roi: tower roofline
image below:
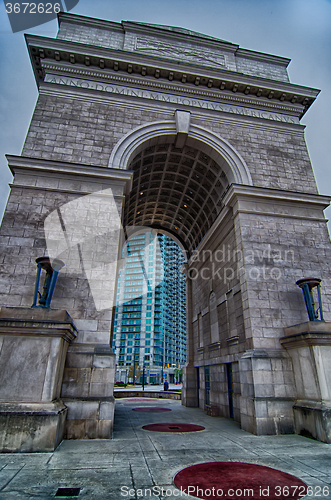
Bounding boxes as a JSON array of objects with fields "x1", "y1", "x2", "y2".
[{"x1": 57, "y1": 12, "x2": 291, "y2": 68}]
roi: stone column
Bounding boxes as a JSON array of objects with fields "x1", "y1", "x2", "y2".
[
  {"x1": 1, "y1": 156, "x2": 133, "y2": 440},
  {"x1": 223, "y1": 185, "x2": 331, "y2": 435},
  {"x1": 280, "y1": 321, "x2": 331, "y2": 443}
]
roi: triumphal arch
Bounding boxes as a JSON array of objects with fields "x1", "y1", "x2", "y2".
[{"x1": 1, "y1": 13, "x2": 331, "y2": 451}]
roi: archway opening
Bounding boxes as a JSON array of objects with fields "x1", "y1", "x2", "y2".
[
  {"x1": 112, "y1": 135, "x2": 234, "y2": 391},
  {"x1": 113, "y1": 229, "x2": 187, "y2": 387}
]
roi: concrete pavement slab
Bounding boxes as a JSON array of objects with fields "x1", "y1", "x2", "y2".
[{"x1": 0, "y1": 398, "x2": 330, "y2": 499}]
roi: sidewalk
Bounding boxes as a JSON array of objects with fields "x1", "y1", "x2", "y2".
[
  {"x1": 114, "y1": 383, "x2": 182, "y2": 392},
  {"x1": 0, "y1": 398, "x2": 330, "y2": 499}
]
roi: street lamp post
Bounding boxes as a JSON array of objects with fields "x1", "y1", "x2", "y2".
[{"x1": 296, "y1": 277, "x2": 324, "y2": 321}]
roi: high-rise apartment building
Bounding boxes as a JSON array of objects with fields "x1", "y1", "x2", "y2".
[
  {"x1": 113, "y1": 232, "x2": 186, "y2": 384},
  {"x1": 159, "y1": 237, "x2": 187, "y2": 371}
]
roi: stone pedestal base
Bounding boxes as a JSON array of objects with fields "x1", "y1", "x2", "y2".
[
  {"x1": 293, "y1": 402, "x2": 331, "y2": 443},
  {"x1": 280, "y1": 321, "x2": 331, "y2": 443},
  {"x1": 64, "y1": 398, "x2": 115, "y2": 439},
  {"x1": 0, "y1": 401, "x2": 67, "y2": 452},
  {"x1": 239, "y1": 349, "x2": 296, "y2": 435},
  {"x1": 0, "y1": 306, "x2": 77, "y2": 452},
  {"x1": 182, "y1": 364, "x2": 198, "y2": 407},
  {"x1": 61, "y1": 344, "x2": 116, "y2": 438}
]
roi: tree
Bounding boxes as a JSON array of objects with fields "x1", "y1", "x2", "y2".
[
  {"x1": 128, "y1": 364, "x2": 142, "y2": 384},
  {"x1": 174, "y1": 368, "x2": 183, "y2": 384}
]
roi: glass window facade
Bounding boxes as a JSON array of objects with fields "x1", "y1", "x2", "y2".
[{"x1": 113, "y1": 232, "x2": 186, "y2": 383}]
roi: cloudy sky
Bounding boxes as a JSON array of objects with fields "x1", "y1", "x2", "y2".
[{"x1": 0, "y1": 0, "x2": 330, "y2": 227}]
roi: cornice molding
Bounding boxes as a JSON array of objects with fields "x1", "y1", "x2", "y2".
[
  {"x1": 280, "y1": 324, "x2": 331, "y2": 349},
  {"x1": 223, "y1": 184, "x2": 331, "y2": 209},
  {"x1": 283, "y1": 321, "x2": 331, "y2": 336},
  {"x1": 6, "y1": 155, "x2": 134, "y2": 194},
  {"x1": 0, "y1": 321, "x2": 78, "y2": 343},
  {"x1": 25, "y1": 34, "x2": 319, "y2": 118}
]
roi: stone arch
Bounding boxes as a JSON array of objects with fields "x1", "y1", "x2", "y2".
[
  {"x1": 121, "y1": 225, "x2": 188, "y2": 262},
  {"x1": 122, "y1": 141, "x2": 230, "y2": 255},
  {"x1": 108, "y1": 118, "x2": 252, "y2": 186}
]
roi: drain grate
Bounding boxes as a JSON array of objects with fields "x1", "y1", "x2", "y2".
[{"x1": 55, "y1": 487, "x2": 81, "y2": 497}]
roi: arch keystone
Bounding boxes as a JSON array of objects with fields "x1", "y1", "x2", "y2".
[{"x1": 175, "y1": 110, "x2": 191, "y2": 148}]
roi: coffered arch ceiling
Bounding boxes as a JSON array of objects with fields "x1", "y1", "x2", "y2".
[{"x1": 123, "y1": 140, "x2": 230, "y2": 255}]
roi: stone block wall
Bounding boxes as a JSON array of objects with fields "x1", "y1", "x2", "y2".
[
  {"x1": 0, "y1": 160, "x2": 129, "y2": 345},
  {"x1": 57, "y1": 20, "x2": 125, "y2": 50},
  {"x1": 62, "y1": 344, "x2": 115, "y2": 439},
  {"x1": 21, "y1": 94, "x2": 172, "y2": 167},
  {"x1": 198, "y1": 367, "x2": 205, "y2": 410},
  {"x1": 187, "y1": 183, "x2": 331, "y2": 431},
  {"x1": 230, "y1": 193, "x2": 331, "y2": 350},
  {"x1": 235, "y1": 55, "x2": 289, "y2": 82},
  {"x1": 64, "y1": 399, "x2": 114, "y2": 440},
  {"x1": 21, "y1": 92, "x2": 318, "y2": 197},
  {"x1": 201, "y1": 117, "x2": 318, "y2": 195},
  {"x1": 198, "y1": 362, "x2": 241, "y2": 423},
  {"x1": 190, "y1": 209, "x2": 246, "y2": 365},
  {"x1": 0, "y1": 183, "x2": 83, "y2": 310},
  {"x1": 61, "y1": 344, "x2": 115, "y2": 399}
]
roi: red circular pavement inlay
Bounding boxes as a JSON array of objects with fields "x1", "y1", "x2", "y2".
[
  {"x1": 132, "y1": 407, "x2": 172, "y2": 412},
  {"x1": 174, "y1": 462, "x2": 307, "y2": 500},
  {"x1": 142, "y1": 423, "x2": 205, "y2": 432}
]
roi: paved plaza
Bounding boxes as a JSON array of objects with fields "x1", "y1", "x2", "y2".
[{"x1": 0, "y1": 397, "x2": 330, "y2": 499}]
